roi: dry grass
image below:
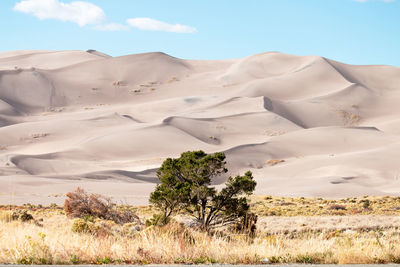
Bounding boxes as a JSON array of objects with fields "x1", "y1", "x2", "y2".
[
  {"x1": 337, "y1": 109, "x2": 361, "y2": 126},
  {"x1": 250, "y1": 195, "x2": 400, "y2": 216},
  {"x1": 258, "y1": 215, "x2": 400, "y2": 235},
  {"x1": 168, "y1": 76, "x2": 180, "y2": 83},
  {"x1": 1, "y1": 196, "x2": 400, "y2": 264},
  {"x1": 1, "y1": 210, "x2": 400, "y2": 264}
]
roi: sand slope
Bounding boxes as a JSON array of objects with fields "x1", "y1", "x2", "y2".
[{"x1": 0, "y1": 50, "x2": 400, "y2": 204}]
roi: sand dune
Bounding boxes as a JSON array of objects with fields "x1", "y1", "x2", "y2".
[
  {"x1": 0, "y1": 50, "x2": 399, "y2": 204},
  {"x1": 0, "y1": 50, "x2": 106, "y2": 70}
]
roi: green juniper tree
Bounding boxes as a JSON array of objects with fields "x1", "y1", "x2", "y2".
[{"x1": 149, "y1": 150, "x2": 256, "y2": 231}]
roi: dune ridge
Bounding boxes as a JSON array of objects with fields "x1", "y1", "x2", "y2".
[{"x1": 0, "y1": 49, "x2": 399, "y2": 204}]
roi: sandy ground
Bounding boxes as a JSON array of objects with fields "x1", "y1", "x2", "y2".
[{"x1": 0, "y1": 50, "x2": 400, "y2": 204}]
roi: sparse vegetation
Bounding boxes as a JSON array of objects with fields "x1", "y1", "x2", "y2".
[
  {"x1": 337, "y1": 109, "x2": 361, "y2": 126},
  {"x1": 2, "y1": 157, "x2": 400, "y2": 264},
  {"x1": 32, "y1": 133, "x2": 49, "y2": 139},
  {"x1": 168, "y1": 76, "x2": 180, "y2": 83},
  {"x1": 267, "y1": 159, "x2": 285, "y2": 166},
  {"x1": 2, "y1": 201, "x2": 400, "y2": 264},
  {"x1": 249, "y1": 195, "x2": 400, "y2": 216},
  {"x1": 208, "y1": 135, "x2": 218, "y2": 141},
  {"x1": 112, "y1": 80, "x2": 124, "y2": 86}
]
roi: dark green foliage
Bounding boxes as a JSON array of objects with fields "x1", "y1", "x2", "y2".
[
  {"x1": 70, "y1": 255, "x2": 80, "y2": 264},
  {"x1": 361, "y1": 199, "x2": 371, "y2": 209},
  {"x1": 11, "y1": 210, "x2": 34, "y2": 222},
  {"x1": 145, "y1": 213, "x2": 171, "y2": 227},
  {"x1": 149, "y1": 150, "x2": 256, "y2": 231}
]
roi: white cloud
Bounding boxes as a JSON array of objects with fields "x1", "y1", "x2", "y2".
[
  {"x1": 95, "y1": 23, "x2": 129, "y2": 31},
  {"x1": 14, "y1": 0, "x2": 106, "y2": 26},
  {"x1": 127, "y1": 17, "x2": 197, "y2": 33},
  {"x1": 14, "y1": 0, "x2": 197, "y2": 33}
]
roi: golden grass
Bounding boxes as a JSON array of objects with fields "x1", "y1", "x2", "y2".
[
  {"x1": 337, "y1": 109, "x2": 361, "y2": 126},
  {"x1": 1, "y1": 196, "x2": 400, "y2": 264},
  {"x1": 250, "y1": 195, "x2": 400, "y2": 216},
  {"x1": 1, "y1": 212, "x2": 400, "y2": 264}
]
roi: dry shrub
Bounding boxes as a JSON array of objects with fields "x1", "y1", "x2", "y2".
[
  {"x1": 70, "y1": 218, "x2": 111, "y2": 236},
  {"x1": 64, "y1": 188, "x2": 141, "y2": 225},
  {"x1": 64, "y1": 188, "x2": 91, "y2": 218},
  {"x1": 267, "y1": 159, "x2": 285, "y2": 166},
  {"x1": 328, "y1": 204, "x2": 347, "y2": 211}
]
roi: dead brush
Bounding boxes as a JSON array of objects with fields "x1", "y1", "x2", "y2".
[{"x1": 64, "y1": 188, "x2": 141, "y2": 225}]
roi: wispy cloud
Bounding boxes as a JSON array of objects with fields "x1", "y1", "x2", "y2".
[
  {"x1": 127, "y1": 18, "x2": 197, "y2": 33},
  {"x1": 94, "y1": 23, "x2": 129, "y2": 31}
]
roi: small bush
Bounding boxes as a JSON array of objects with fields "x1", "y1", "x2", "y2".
[
  {"x1": 19, "y1": 210, "x2": 34, "y2": 222},
  {"x1": 361, "y1": 199, "x2": 371, "y2": 209},
  {"x1": 71, "y1": 218, "x2": 94, "y2": 233},
  {"x1": 96, "y1": 257, "x2": 113, "y2": 264},
  {"x1": 71, "y1": 218, "x2": 107, "y2": 235},
  {"x1": 70, "y1": 254, "x2": 80, "y2": 264},
  {"x1": 328, "y1": 204, "x2": 346, "y2": 211}
]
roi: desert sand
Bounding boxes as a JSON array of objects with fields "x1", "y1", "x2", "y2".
[{"x1": 0, "y1": 50, "x2": 400, "y2": 204}]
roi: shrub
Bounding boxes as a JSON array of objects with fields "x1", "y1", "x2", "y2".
[
  {"x1": 328, "y1": 204, "x2": 346, "y2": 211},
  {"x1": 145, "y1": 213, "x2": 171, "y2": 227},
  {"x1": 19, "y1": 210, "x2": 34, "y2": 222},
  {"x1": 361, "y1": 199, "x2": 371, "y2": 209},
  {"x1": 64, "y1": 188, "x2": 92, "y2": 218},
  {"x1": 71, "y1": 218, "x2": 101, "y2": 234},
  {"x1": 64, "y1": 188, "x2": 141, "y2": 225}
]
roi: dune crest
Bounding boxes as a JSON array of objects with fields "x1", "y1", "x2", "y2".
[{"x1": 0, "y1": 50, "x2": 400, "y2": 204}]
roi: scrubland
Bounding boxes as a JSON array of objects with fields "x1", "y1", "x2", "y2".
[{"x1": 1, "y1": 195, "x2": 400, "y2": 264}]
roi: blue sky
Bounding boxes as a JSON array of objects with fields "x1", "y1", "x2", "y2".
[{"x1": 1, "y1": 0, "x2": 399, "y2": 66}]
